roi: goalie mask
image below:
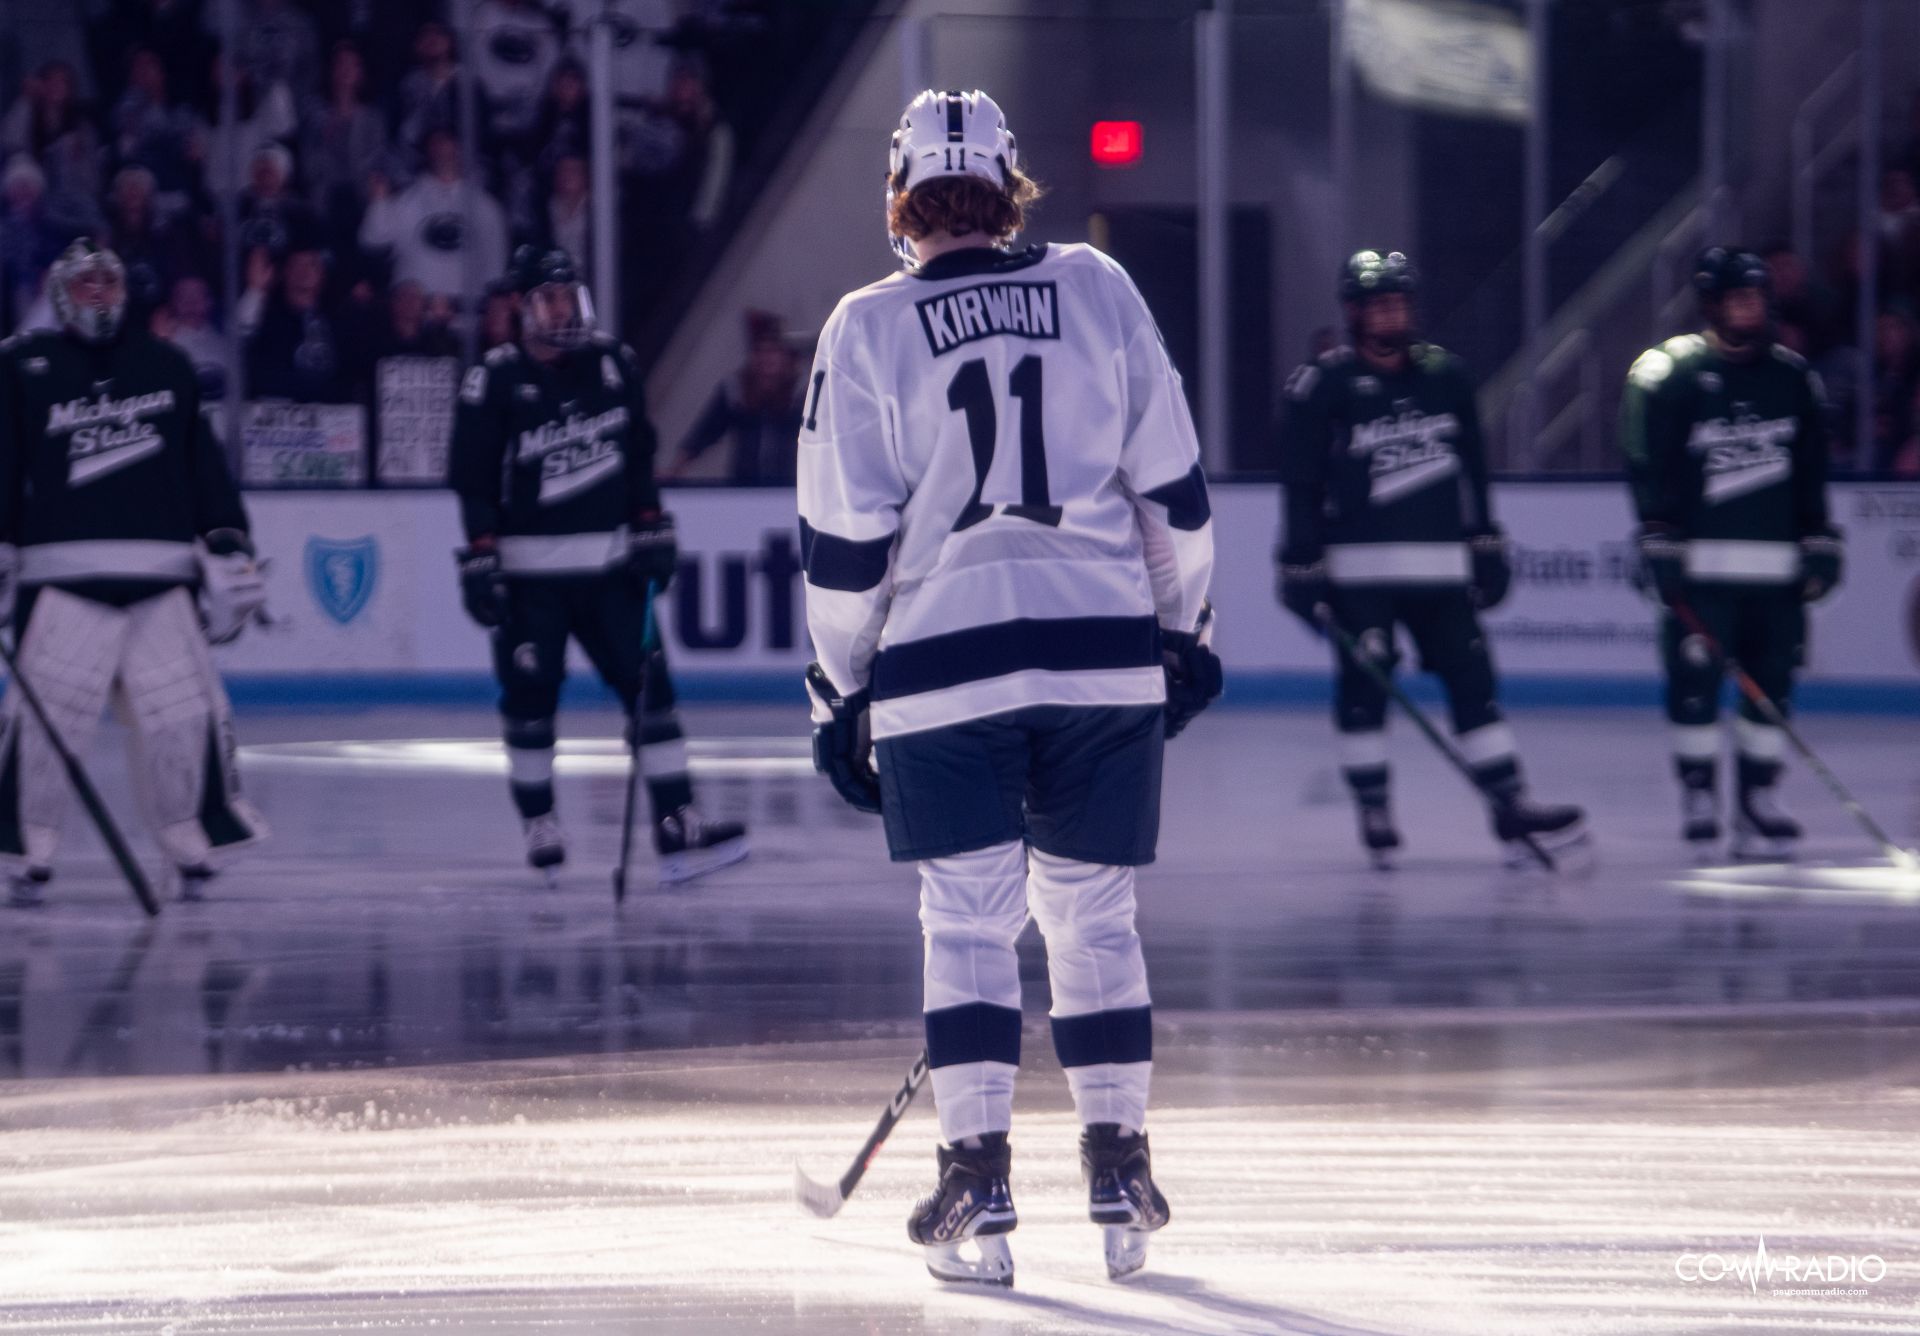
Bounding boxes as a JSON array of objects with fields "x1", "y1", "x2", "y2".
[
  {"x1": 886, "y1": 89, "x2": 1018, "y2": 266},
  {"x1": 510, "y1": 245, "x2": 595, "y2": 351},
  {"x1": 49, "y1": 240, "x2": 128, "y2": 345}
]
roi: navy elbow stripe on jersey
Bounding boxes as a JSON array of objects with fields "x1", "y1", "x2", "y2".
[
  {"x1": 1142, "y1": 465, "x2": 1212, "y2": 531},
  {"x1": 925, "y1": 1001, "x2": 1023, "y2": 1068},
  {"x1": 1051, "y1": 1006, "x2": 1153, "y2": 1068},
  {"x1": 798, "y1": 517, "x2": 893, "y2": 592},
  {"x1": 871, "y1": 615, "x2": 1161, "y2": 701}
]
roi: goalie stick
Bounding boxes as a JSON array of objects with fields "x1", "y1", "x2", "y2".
[
  {"x1": 794, "y1": 1049, "x2": 930, "y2": 1218},
  {"x1": 1317, "y1": 609, "x2": 1556, "y2": 871},
  {"x1": 0, "y1": 635, "x2": 160, "y2": 916},
  {"x1": 1671, "y1": 600, "x2": 1918, "y2": 871}
]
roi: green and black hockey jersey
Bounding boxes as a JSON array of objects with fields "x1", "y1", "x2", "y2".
[
  {"x1": 1618, "y1": 334, "x2": 1830, "y2": 586},
  {"x1": 1277, "y1": 342, "x2": 1492, "y2": 586}
]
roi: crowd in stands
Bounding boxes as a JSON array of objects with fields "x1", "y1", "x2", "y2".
[{"x1": 0, "y1": 0, "x2": 757, "y2": 424}]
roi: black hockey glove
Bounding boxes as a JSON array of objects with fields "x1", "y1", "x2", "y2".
[
  {"x1": 1162, "y1": 604, "x2": 1224, "y2": 740},
  {"x1": 624, "y1": 511, "x2": 679, "y2": 593},
  {"x1": 1633, "y1": 523, "x2": 1688, "y2": 609},
  {"x1": 456, "y1": 541, "x2": 510, "y2": 629},
  {"x1": 1276, "y1": 549, "x2": 1331, "y2": 633},
  {"x1": 1467, "y1": 528, "x2": 1512, "y2": 610},
  {"x1": 805, "y1": 662, "x2": 882, "y2": 814},
  {"x1": 1799, "y1": 528, "x2": 1844, "y2": 603}
]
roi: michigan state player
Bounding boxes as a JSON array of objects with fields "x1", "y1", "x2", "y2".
[
  {"x1": 800, "y1": 90, "x2": 1220, "y2": 1286},
  {"x1": 1620, "y1": 247, "x2": 1840, "y2": 859},
  {"x1": 450, "y1": 246, "x2": 746, "y2": 885},
  {"x1": 1276, "y1": 250, "x2": 1586, "y2": 868},
  {"x1": 0, "y1": 240, "x2": 268, "y2": 905}
]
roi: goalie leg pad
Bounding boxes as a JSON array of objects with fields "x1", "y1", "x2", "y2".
[
  {"x1": 113, "y1": 589, "x2": 267, "y2": 868},
  {"x1": 0, "y1": 588, "x2": 128, "y2": 868}
]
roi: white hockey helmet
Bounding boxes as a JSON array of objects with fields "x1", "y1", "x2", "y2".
[
  {"x1": 886, "y1": 89, "x2": 1018, "y2": 263},
  {"x1": 48, "y1": 239, "x2": 128, "y2": 344}
]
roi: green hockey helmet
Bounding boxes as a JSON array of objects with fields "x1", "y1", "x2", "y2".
[
  {"x1": 508, "y1": 245, "x2": 595, "y2": 350},
  {"x1": 1338, "y1": 249, "x2": 1417, "y2": 304},
  {"x1": 1691, "y1": 246, "x2": 1770, "y2": 299}
]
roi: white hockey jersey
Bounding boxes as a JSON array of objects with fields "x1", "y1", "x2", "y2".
[{"x1": 799, "y1": 242, "x2": 1214, "y2": 739}]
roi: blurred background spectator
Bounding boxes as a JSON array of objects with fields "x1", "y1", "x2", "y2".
[
  {"x1": 667, "y1": 309, "x2": 803, "y2": 485},
  {"x1": 359, "y1": 127, "x2": 507, "y2": 305},
  {"x1": 302, "y1": 41, "x2": 388, "y2": 256}
]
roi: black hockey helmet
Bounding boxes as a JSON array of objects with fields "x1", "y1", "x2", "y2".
[
  {"x1": 508, "y1": 245, "x2": 594, "y2": 350},
  {"x1": 1691, "y1": 246, "x2": 1770, "y2": 299},
  {"x1": 1339, "y1": 249, "x2": 1417, "y2": 304}
]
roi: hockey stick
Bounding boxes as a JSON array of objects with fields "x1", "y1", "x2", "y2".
[
  {"x1": 1670, "y1": 600, "x2": 1918, "y2": 871},
  {"x1": 1316, "y1": 609, "x2": 1556, "y2": 871},
  {"x1": 612, "y1": 582, "x2": 661, "y2": 904},
  {"x1": 794, "y1": 1048, "x2": 930, "y2": 1218},
  {"x1": 0, "y1": 635, "x2": 160, "y2": 916}
]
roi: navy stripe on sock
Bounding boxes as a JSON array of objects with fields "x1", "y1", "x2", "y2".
[
  {"x1": 1050, "y1": 1006, "x2": 1152, "y2": 1068},
  {"x1": 925, "y1": 1001, "x2": 1023, "y2": 1068}
]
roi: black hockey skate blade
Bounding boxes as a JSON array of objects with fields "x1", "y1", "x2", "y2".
[{"x1": 793, "y1": 1163, "x2": 845, "y2": 1219}]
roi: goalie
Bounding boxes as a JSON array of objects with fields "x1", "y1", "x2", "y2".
[{"x1": 0, "y1": 240, "x2": 268, "y2": 906}]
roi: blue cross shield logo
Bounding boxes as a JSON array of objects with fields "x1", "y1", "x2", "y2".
[{"x1": 305, "y1": 536, "x2": 379, "y2": 625}]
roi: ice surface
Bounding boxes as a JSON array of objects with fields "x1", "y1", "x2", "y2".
[{"x1": 1, "y1": 703, "x2": 1917, "y2": 1333}]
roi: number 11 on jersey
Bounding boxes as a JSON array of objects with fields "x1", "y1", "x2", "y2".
[{"x1": 949, "y1": 355, "x2": 1062, "y2": 532}]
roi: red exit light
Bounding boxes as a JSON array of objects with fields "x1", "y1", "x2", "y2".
[{"x1": 1091, "y1": 121, "x2": 1142, "y2": 167}]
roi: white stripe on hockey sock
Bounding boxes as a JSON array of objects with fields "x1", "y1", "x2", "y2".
[
  {"x1": 1063, "y1": 1061, "x2": 1151, "y2": 1134},
  {"x1": 507, "y1": 746, "x2": 555, "y2": 786},
  {"x1": 930, "y1": 1061, "x2": 1019, "y2": 1145},
  {"x1": 1339, "y1": 729, "x2": 1388, "y2": 771},
  {"x1": 1734, "y1": 716, "x2": 1786, "y2": 762},
  {"x1": 1671, "y1": 723, "x2": 1721, "y2": 761},
  {"x1": 1455, "y1": 721, "x2": 1517, "y2": 768},
  {"x1": 638, "y1": 737, "x2": 690, "y2": 779}
]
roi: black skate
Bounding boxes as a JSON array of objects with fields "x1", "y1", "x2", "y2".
[
  {"x1": 655, "y1": 806, "x2": 748, "y2": 885},
  {"x1": 1356, "y1": 802, "x2": 1401, "y2": 870},
  {"x1": 1082, "y1": 1124, "x2": 1170, "y2": 1279},
  {"x1": 7, "y1": 865, "x2": 50, "y2": 909},
  {"x1": 177, "y1": 864, "x2": 216, "y2": 903},
  {"x1": 906, "y1": 1135, "x2": 1017, "y2": 1287},
  {"x1": 1732, "y1": 786, "x2": 1799, "y2": 861},
  {"x1": 522, "y1": 814, "x2": 566, "y2": 885},
  {"x1": 1681, "y1": 787, "x2": 1720, "y2": 850},
  {"x1": 1493, "y1": 798, "x2": 1590, "y2": 871}
]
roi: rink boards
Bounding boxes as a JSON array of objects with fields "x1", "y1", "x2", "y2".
[{"x1": 164, "y1": 482, "x2": 1920, "y2": 704}]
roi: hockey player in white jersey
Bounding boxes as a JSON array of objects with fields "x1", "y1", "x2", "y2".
[
  {"x1": 0, "y1": 241, "x2": 268, "y2": 905},
  {"x1": 800, "y1": 90, "x2": 1220, "y2": 1287}
]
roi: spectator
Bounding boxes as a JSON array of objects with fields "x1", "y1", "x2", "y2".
[
  {"x1": 529, "y1": 59, "x2": 591, "y2": 185},
  {"x1": 0, "y1": 155, "x2": 95, "y2": 331},
  {"x1": 151, "y1": 272, "x2": 229, "y2": 395},
  {"x1": 560, "y1": 0, "x2": 675, "y2": 106},
  {"x1": 542, "y1": 155, "x2": 592, "y2": 281},
  {"x1": 375, "y1": 278, "x2": 457, "y2": 359},
  {"x1": 237, "y1": 142, "x2": 316, "y2": 259},
  {"x1": 1761, "y1": 241, "x2": 1843, "y2": 361},
  {"x1": 302, "y1": 41, "x2": 388, "y2": 246},
  {"x1": 668, "y1": 310, "x2": 803, "y2": 485},
  {"x1": 658, "y1": 58, "x2": 734, "y2": 233},
  {"x1": 1879, "y1": 166, "x2": 1920, "y2": 301},
  {"x1": 199, "y1": 56, "x2": 299, "y2": 196},
  {"x1": 91, "y1": 0, "x2": 217, "y2": 113},
  {"x1": 391, "y1": 20, "x2": 462, "y2": 167},
  {"x1": 104, "y1": 165, "x2": 198, "y2": 285},
  {"x1": 244, "y1": 227, "x2": 369, "y2": 404},
  {"x1": 1, "y1": 61, "x2": 103, "y2": 219},
  {"x1": 1871, "y1": 307, "x2": 1918, "y2": 473},
  {"x1": 358, "y1": 128, "x2": 508, "y2": 304},
  {"x1": 111, "y1": 47, "x2": 201, "y2": 203},
  {"x1": 472, "y1": 0, "x2": 562, "y2": 145},
  {"x1": 233, "y1": 0, "x2": 321, "y2": 106},
  {"x1": 479, "y1": 279, "x2": 518, "y2": 349}
]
